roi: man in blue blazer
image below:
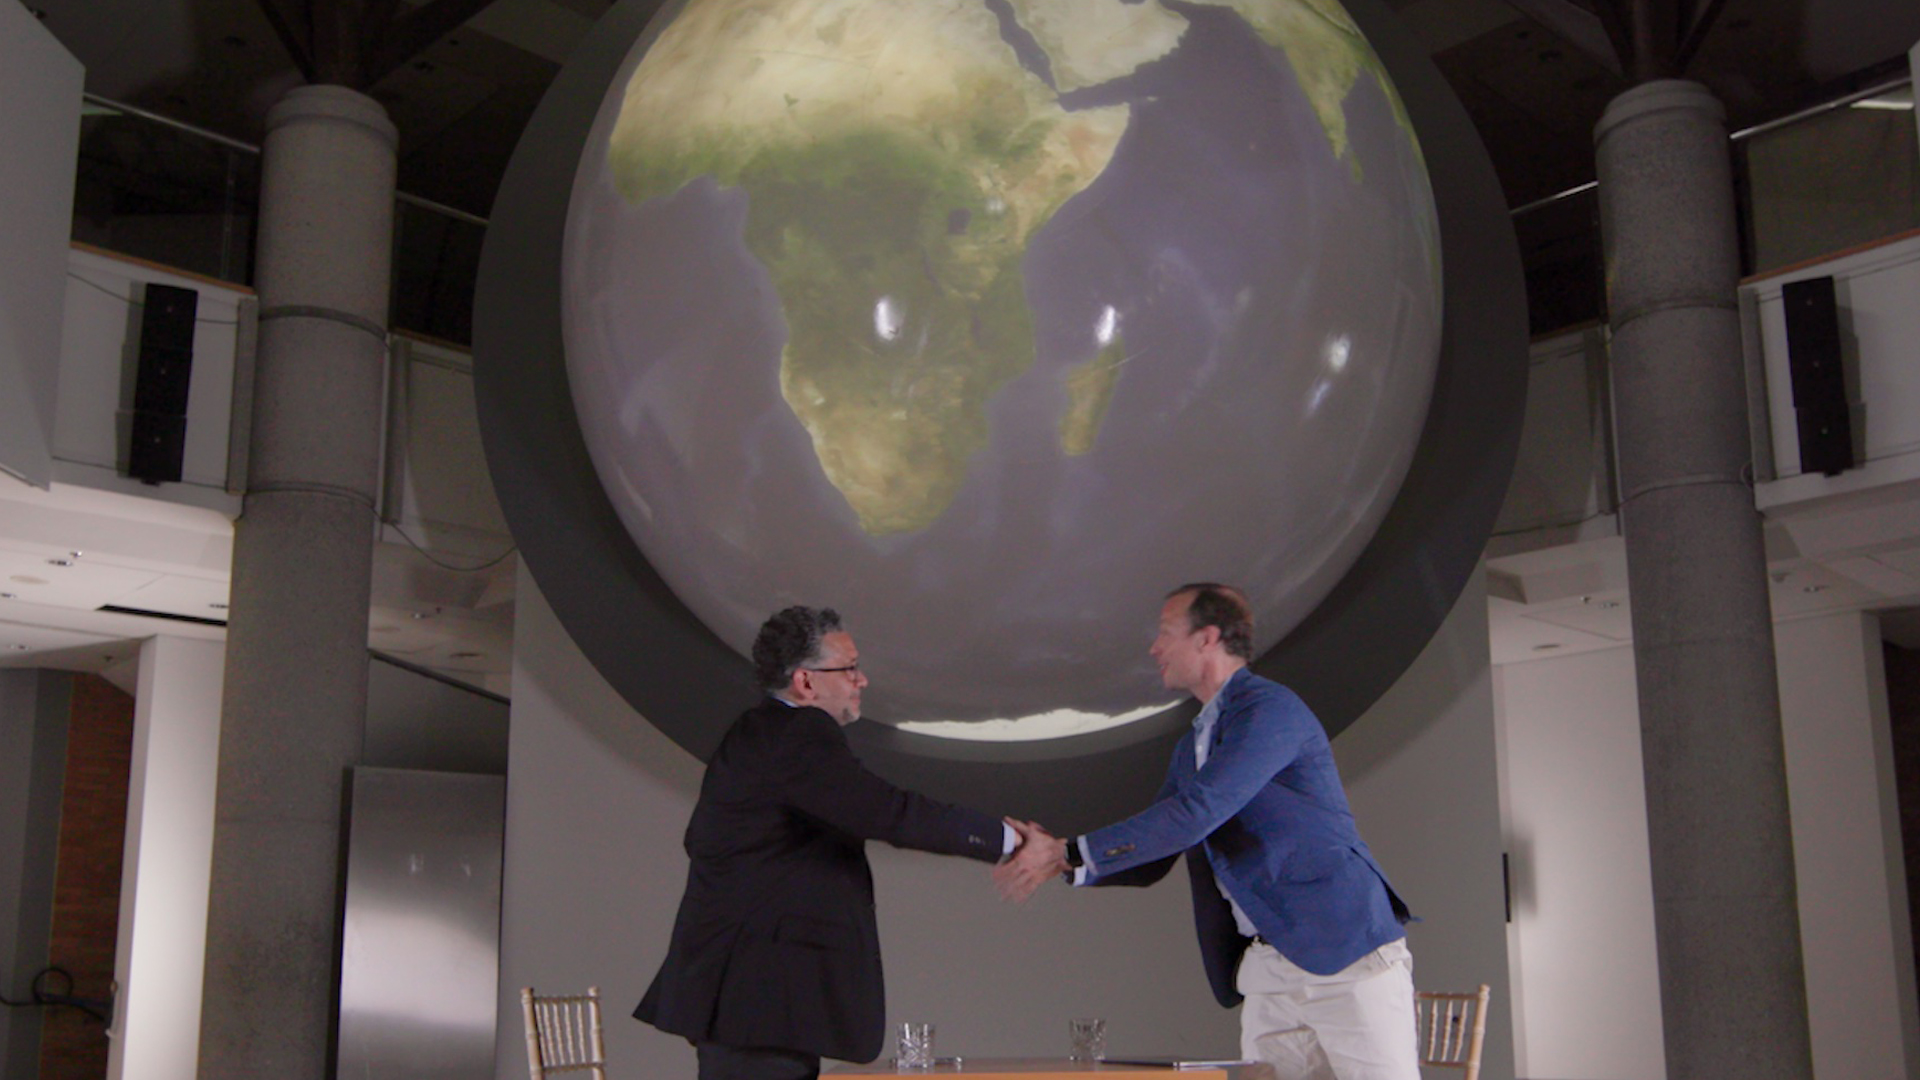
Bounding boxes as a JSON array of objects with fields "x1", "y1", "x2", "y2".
[
  {"x1": 639, "y1": 606, "x2": 1014, "y2": 1080},
  {"x1": 1000, "y1": 583, "x2": 1416, "y2": 1080}
]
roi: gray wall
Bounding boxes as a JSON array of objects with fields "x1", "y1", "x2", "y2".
[
  {"x1": 496, "y1": 562, "x2": 1510, "y2": 1077},
  {"x1": 1337, "y1": 568, "x2": 1515, "y2": 1080},
  {"x1": 365, "y1": 654, "x2": 509, "y2": 776},
  {"x1": 0, "y1": 670, "x2": 71, "y2": 1080}
]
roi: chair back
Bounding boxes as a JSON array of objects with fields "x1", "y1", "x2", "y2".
[
  {"x1": 521, "y1": 985, "x2": 608, "y2": 1080},
  {"x1": 1415, "y1": 984, "x2": 1490, "y2": 1080}
]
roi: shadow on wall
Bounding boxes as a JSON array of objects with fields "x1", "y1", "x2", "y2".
[
  {"x1": 1331, "y1": 574, "x2": 1492, "y2": 790},
  {"x1": 514, "y1": 578, "x2": 712, "y2": 802}
]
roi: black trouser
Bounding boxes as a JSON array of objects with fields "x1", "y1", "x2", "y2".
[{"x1": 695, "y1": 1042, "x2": 820, "y2": 1080}]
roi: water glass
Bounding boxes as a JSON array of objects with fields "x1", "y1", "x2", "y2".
[
  {"x1": 1068, "y1": 1016, "x2": 1107, "y2": 1062},
  {"x1": 897, "y1": 1020, "x2": 936, "y2": 1070}
]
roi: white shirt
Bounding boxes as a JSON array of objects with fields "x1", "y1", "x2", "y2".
[{"x1": 1192, "y1": 693, "x2": 1261, "y2": 937}]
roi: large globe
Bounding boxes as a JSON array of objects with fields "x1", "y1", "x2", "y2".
[{"x1": 561, "y1": 0, "x2": 1441, "y2": 732}]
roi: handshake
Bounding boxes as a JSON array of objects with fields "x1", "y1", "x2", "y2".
[{"x1": 994, "y1": 818, "x2": 1073, "y2": 903}]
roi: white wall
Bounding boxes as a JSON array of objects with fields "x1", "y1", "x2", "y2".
[
  {"x1": 107, "y1": 636, "x2": 225, "y2": 1080},
  {"x1": 1338, "y1": 570, "x2": 1514, "y2": 1080},
  {"x1": 1776, "y1": 612, "x2": 1918, "y2": 1080},
  {"x1": 1495, "y1": 613, "x2": 1920, "y2": 1080},
  {"x1": 1749, "y1": 232, "x2": 1920, "y2": 492},
  {"x1": 496, "y1": 565, "x2": 1517, "y2": 1076},
  {"x1": 1495, "y1": 645, "x2": 1665, "y2": 1080},
  {"x1": 0, "y1": 4, "x2": 83, "y2": 489},
  {"x1": 55, "y1": 248, "x2": 249, "y2": 514}
]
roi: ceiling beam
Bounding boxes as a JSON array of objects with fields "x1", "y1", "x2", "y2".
[
  {"x1": 1501, "y1": 0, "x2": 1626, "y2": 75},
  {"x1": 369, "y1": 0, "x2": 502, "y2": 85},
  {"x1": 1675, "y1": 0, "x2": 1731, "y2": 73},
  {"x1": 1505, "y1": 0, "x2": 1731, "y2": 84},
  {"x1": 253, "y1": 0, "x2": 318, "y2": 82},
  {"x1": 254, "y1": 0, "x2": 500, "y2": 89}
]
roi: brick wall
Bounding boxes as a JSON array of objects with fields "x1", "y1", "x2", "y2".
[{"x1": 38, "y1": 675, "x2": 133, "y2": 1080}]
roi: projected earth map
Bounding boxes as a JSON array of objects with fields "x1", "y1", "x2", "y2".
[{"x1": 561, "y1": 0, "x2": 1442, "y2": 733}]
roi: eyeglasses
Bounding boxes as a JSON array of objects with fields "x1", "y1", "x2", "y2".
[{"x1": 804, "y1": 663, "x2": 861, "y2": 677}]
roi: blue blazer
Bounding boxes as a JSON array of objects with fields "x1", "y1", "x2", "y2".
[{"x1": 1084, "y1": 668, "x2": 1410, "y2": 1005}]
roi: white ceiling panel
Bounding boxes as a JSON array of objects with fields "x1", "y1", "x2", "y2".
[
  {"x1": 0, "y1": 546, "x2": 163, "y2": 610},
  {"x1": 109, "y1": 573, "x2": 232, "y2": 621}
]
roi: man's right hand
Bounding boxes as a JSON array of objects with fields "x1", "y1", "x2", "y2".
[{"x1": 995, "y1": 818, "x2": 1069, "y2": 903}]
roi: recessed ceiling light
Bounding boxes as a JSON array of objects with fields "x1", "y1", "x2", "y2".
[
  {"x1": 5, "y1": 644, "x2": 28, "y2": 652},
  {"x1": 1802, "y1": 583, "x2": 1829, "y2": 594},
  {"x1": 1531, "y1": 643, "x2": 1563, "y2": 652},
  {"x1": 209, "y1": 602, "x2": 229, "y2": 610},
  {"x1": 0, "y1": 593, "x2": 14, "y2": 600},
  {"x1": 450, "y1": 651, "x2": 483, "y2": 660},
  {"x1": 410, "y1": 610, "x2": 434, "y2": 620},
  {"x1": 45, "y1": 558, "x2": 72, "y2": 567},
  {"x1": 68, "y1": 550, "x2": 83, "y2": 558}
]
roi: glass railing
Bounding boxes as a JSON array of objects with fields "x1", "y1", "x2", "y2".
[
  {"x1": 72, "y1": 94, "x2": 487, "y2": 345},
  {"x1": 73, "y1": 97, "x2": 260, "y2": 285},
  {"x1": 75, "y1": 75, "x2": 1919, "y2": 347},
  {"x1": 1515, "y1": 75, "x2": 1918, "y2": 337}
]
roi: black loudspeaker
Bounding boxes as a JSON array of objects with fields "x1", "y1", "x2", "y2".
[
  {"x1": 128, "y1": 284, "x2": 198, "y2": 484},
  {"x1": 1781, "y1": 275, "x2": 1853, "y2": 477}
]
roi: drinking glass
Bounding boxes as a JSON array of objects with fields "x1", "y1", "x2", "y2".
[
  {"x1": 1068, "y1": 1017, "x2": 1107, "y2": 1062},
  {"x1": 897, "y1": 1020, "x2": 935, "y2": 1070}
]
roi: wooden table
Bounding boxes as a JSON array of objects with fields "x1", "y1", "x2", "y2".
[{"x1": 830, "y1": 1058, "x2": 1275, "y2": 1079}]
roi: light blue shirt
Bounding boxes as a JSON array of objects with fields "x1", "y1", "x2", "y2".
[
  {"x1": 1070, "y1": 689, "x2": 1259, "y2": 938},
  {"x1": 1192, "y1": 693, "x2": 1261, "y2": 938}
]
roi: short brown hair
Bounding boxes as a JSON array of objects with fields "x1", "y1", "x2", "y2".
[{"x1": 1167, "y1": 583, "x2": 1253, "y2": 661}]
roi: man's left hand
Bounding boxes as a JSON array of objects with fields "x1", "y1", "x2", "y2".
[{"x1": 995, "y1": 818, "x2": 1068, "y2": 903}]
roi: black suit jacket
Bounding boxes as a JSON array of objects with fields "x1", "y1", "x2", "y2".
[{"x1": 635, "y1": 698, "x2": 1003, "y2": 1062}]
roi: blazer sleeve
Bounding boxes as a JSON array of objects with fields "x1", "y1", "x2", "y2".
[
  {"x1": 1081, "y1": 686, "x2": 1318, "y2": 880},
  {"x1": 769, "y1": 709, "x2": 1004, "y2": 863}
]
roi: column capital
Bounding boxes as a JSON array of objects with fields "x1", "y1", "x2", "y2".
[
  {"x1": 264, "y1": 84, "x2": 398, "y2": 150},
  {"x1": 1595, "y1": 79, "x2": 1725, "y2": 145}
]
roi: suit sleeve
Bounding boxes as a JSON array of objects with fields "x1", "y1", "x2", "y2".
[
  {"x1": 770, "y1": 710, "x2": 1004, "y2": 863},
  {"x1": 1084, "y1": 769, "x2": 1180, "y2": 888},
  {"x1": 1081, "y1": 687, "x2": 1317, "y2": 880}
]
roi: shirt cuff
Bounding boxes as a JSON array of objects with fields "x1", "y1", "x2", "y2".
[
  {"x1": 1001, "y1": 822, "x2": 1018, "y2": 857},
  {"x1": 1069, "y1": 836, "x2": 1094, "y2": 886}
]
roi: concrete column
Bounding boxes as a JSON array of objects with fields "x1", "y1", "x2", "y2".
[
  {"x1": 199, "y1": 85, "x2": 394, "y2": 1078},
  {"x1": 1595, "y1": 80, "x2": 1812, "y2": 1079},
  {"x1": 1910, "y1": 40, "x2": 1919, "y2": 147},
  {"x1": 108, "y1": 637, "x2": 225, "y2": 1080}
]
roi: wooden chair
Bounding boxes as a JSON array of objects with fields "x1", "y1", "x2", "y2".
[
  {"x1": 521, "y1": 986, "x2": 609, "y2": 1080},
  {"x1": 1415, "y1": 984, "x2": 1490, "y2": 1080}
]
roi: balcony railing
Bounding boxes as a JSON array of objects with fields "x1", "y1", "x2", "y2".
[
  {"x1": 73, "y1": 93, "x2": 486, "y2": 344},
  {"x1": 73, "y1": 73, "x2": 1920, "y2": 347},
  {"x1": 1514, "y1": 75, "x2": 1918, "y2": 337}
]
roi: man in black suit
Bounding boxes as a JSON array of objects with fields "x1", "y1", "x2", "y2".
[{"x1": 635, "y1": 605, "x2": 1015, "y2": 1080}]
